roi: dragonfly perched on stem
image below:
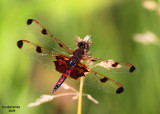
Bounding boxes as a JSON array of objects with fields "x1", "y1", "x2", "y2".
[{"x1": 17, "y1": 19, "x2": 136, "y2": 94}]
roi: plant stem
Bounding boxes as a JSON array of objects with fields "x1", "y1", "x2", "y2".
[{"x1": 77, "y1": 76, "x2": 84, "y2": 114}]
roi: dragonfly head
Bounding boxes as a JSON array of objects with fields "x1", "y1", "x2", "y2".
[
  {"x1": 75, "y1": 35, "x2": 92, "y2": 53},
  {"x1": 77, "y1": 41, "x2": 89, "y2": 50}
]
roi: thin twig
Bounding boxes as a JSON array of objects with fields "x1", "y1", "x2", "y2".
[{"x1": 77, "y1": 76, "x2": 84, "y2": 114}]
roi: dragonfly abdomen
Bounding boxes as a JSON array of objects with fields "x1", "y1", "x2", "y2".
[{"x1": 52, "y1": 66, "x2": 74, "y2": 93}]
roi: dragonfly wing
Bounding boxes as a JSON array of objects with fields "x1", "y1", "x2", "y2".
[
  {"x1": 83, "y1": 56, "x2": 135, "y2": 94},
  {"x1": 27, "y1": 19, "x2": 74, "y2": 55},
  {"x1": 84, "y1": 70, "x2": 124, "y2": 94},
  {"x1": 17, "y1": 40, "x2": 70, "y2": 73},
  {"x1": 84, "y1": 56, "x2": 136, "y2": 74}
]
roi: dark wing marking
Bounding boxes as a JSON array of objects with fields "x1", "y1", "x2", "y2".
[
  {"x1": 70, "y1": 62, "x2": 89, "y2": 79},
  {"x1": 27, "y1": 19, "x2": 74, "y2": 55},
  {"x1": 53, "y1": 55, "x2": 89, "y2": 79}
]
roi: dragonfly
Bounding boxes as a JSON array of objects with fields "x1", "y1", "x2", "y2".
[{"x1": 17, "y1": 19, "x2": 136, "y2": 94}]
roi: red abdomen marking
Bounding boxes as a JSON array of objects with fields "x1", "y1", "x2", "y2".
[{"x1": 52, "y1": 66, "x2": 74, "y2": 93}]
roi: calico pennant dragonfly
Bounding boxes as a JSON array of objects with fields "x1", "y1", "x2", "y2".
[{"x1": 17, "y1": 19, "x2": 136, "y2": 94}]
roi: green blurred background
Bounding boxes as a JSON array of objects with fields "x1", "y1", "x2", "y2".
[{"x1": 0, "y1": 0, "x2": 160, "y2": 114}]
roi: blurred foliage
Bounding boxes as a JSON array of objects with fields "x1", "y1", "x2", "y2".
[{"x1": 0, "y1": 0, "x2": 160, "y2": 114}]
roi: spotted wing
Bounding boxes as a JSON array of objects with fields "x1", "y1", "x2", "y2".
[
  {"x1": 84, "y1": 56, "x2": 136, "y2": 74},
  {"x1": 27, "y1": 19, "x2": 74, "y2": 55},
  {"x1": 17, "y1": 40, "x2": 70, "y2": 72},
  {"x1": 83, "y1": 56, "x2": 135, "y2": 94},
  {"x1": 84, "y1": 70, "x2": 124, "y2": 94}
]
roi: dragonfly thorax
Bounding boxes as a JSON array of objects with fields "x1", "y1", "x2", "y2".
[
  {"x1": 73, "y1": 49, "x2": 84, "y2": 60},
  {"x1": 70, "y1": 47, "x2": 87, "y2": 66}
]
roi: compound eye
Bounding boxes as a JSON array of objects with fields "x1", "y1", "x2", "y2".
[{"x1": 78, "y1": 42, "x2": 85, "y2": 49}]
